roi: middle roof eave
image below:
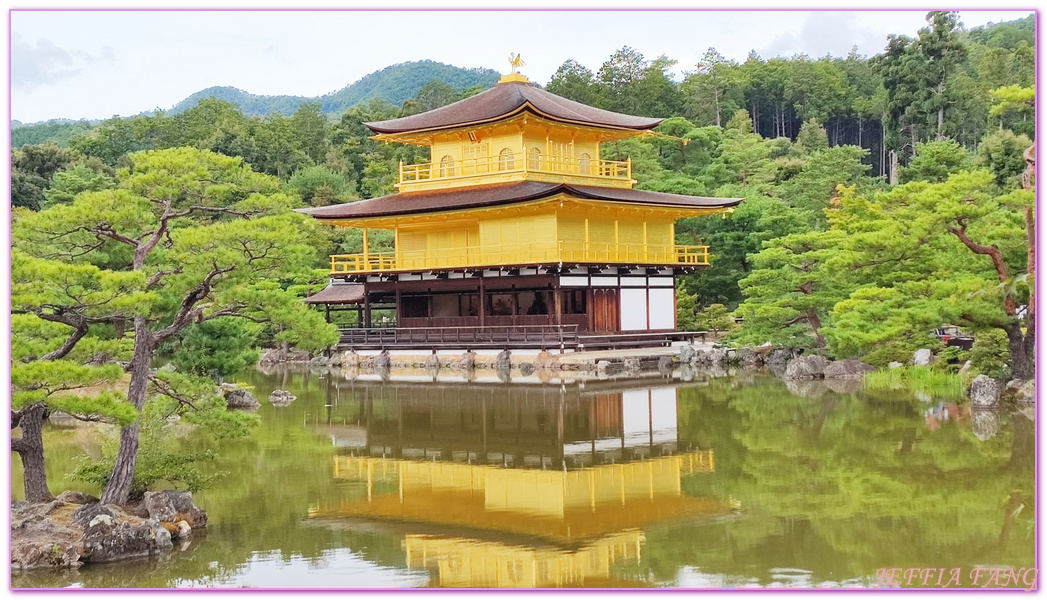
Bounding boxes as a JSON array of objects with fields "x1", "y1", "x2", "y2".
[{"x1": 297, "y1": 181, "x2": 743, "y2": 222}]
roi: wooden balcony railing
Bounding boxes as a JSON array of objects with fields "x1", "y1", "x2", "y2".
[
  {"x1": 330, "y1": 242, "x2": 710, "y2": 274},
  {"x1": 399, "y1": 153, "x2": 631, "y2": 186}
]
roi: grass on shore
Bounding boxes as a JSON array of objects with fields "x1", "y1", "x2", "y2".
[{"x1": 864, "y1": 365, "x2": 964, "y2": 398}]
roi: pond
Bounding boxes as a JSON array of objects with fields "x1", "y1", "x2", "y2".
[{"x1": 12, "y1": 365, "x2": 1036, "y2": 589}]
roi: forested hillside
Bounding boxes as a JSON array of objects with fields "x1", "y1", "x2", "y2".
[{"x1": 10, "y1": 12, "x2": 1035, "y2": 378}]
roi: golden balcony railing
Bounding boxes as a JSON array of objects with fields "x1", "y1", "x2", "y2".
[
  {"x1": 399, "y1": 153, "x2": 631, "y2": 186},
  {"x1": 330, "y1": 242, "x2": 710, "y2": 274}
]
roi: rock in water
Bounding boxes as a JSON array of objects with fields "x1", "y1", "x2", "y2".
[
  {"x1": 678, "y1": 345, "x2": 696, "y2": 363},
  {"x1": 737, "y1": 348, "x2": 763, "y2": 367},
  {"x1": 518, "y1": 362, "x2": 535, "y2": 376},
  {"x1": 969, "y1": 374, "x2": 1002, "y2": 409},
  {"x1": 707, "y1": 348, "x2": 728, "y2": 365},
  {"x1": 75, "y1": 504, "x2": 173, "y2": 564},
  {"x1": 268, "y1": 390, "x2": 297, "y2": 407},
  {"x1": 657, "y1": 356, "x2": 673, "y2": 375},
  {"x1": 11, "y1": 500, "x2": 84, "y2": 570},
  {"x1": 623, "y1": 357, "x2": 642, "y2": 374},
  {"x1": 457, "y1": 350, "x2": 476, "y2": 371},
  {"x1": 766, "y1": 348, "x2": 793, "y2": 365},
  {"x1": 533, "y1": 350, "x2": 560, "y2": 370},
  {"x1": 373, "y1": 349, "x2": 391, "y2": 370},
  {"x1": 423, "y1": 353, "x2": 441, "y2": 371},
  {"x1": 495, "y1": 350, "x2": 512, "y2": 370},
  {"x1": 142, "y1": 490, "x2": 207, "y2": 528},
  {"x1": 783, "y1": 355, "x2": 830, "y2": 380},
  {"x1": 174, "y1": 520, "x2": 192, "y2": 539},
  {"x1": 912, "y1": 348, "x2": 934, "y2": 366},
  {"x1": 823, "y1": 359, "x2": 876, "y2": 380},
  {"x1": 221, "y1": 384, "x2": 260, "y2": 410}
]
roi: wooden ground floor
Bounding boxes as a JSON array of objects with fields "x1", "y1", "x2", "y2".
[{"x1": 310, "y1": 265, "x2": 681, "y2": 335}]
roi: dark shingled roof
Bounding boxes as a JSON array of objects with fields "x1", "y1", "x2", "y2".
[
  {"x1": 299, "y1": 181, "x2": 742, "y2": 221},
  {"x1": 305, "y1": 283, "x2": 365, "y2": 304},
  {"x1": 365, "y1": 81, "x2": 663, "y2": 134}
]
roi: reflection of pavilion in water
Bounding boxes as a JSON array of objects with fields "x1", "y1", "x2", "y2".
[{"x1": 308, "y1": 380, "x2": 730, "y2": 587}]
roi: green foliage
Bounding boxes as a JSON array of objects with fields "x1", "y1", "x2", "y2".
[
  {"x1": 695, "y1": 303, "x2": 736, "y2": 334},
  {"x1": 967, "y1": 329, "x2": 1011, "y2": 379},
  {"x1": 172, "y1": 318, "x2": 261, "y2": 381},
  {"x1": 12, "y1": 119, "x2": 94, "y2": 147},
  {"x1": 794, "y1": 119, "x2": 828, "y2": 155},
  {"x1": 780, "y1": 146, "x2": 870, "y2": 222},
  {"x1": 864, "y1": 365, "x2": 963, "y2": 398},
  {"x1": 287, "y1": 165, "x2": 355, "y2": 206},
  {"x1": 735, "y1": 230, "x2": 848, "y2": 348},
  {"x1": 73, "y1": 421, "x2": 220, "y2": 499},
  {"x1": 977, "y1": 129, "x2": 1033, "y2": 186},
  {"x1": 44, "y1": 164, "x2": 115, "y2": 207},
  {"x1": 676, "y1": 285, "x2": 699, "y2": 330},
  {"x1": 900, "y1": 140, "x2": 971, "y2": 183}
]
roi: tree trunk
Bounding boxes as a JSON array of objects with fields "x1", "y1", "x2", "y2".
[
  {"x1": 1004, "y1": 321, "x2": 1035, "y2": 380},
  {"x1": 888, "y1": 150, "x2": 899, "y2": 185},
  {"x1": 99, "y1": 316, "x2": 153, "y2": 505},
  {"x1": 937, "y1": 81, "x2": 945, "y2": 140},
  {"x1": 12, "y1": 403, "x2": 53, "y2": 502},
  {"x1": 806, "y1": 308, "x2": 827, "y2": 348}
]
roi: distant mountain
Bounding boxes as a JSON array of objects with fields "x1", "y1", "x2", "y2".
[{"x1": 167, "y1": 60, "x2": 501, "y2": 117}]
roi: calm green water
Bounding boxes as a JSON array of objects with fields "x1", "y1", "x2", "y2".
[{"x1": 12, "y1": 366, "x2": 1036, "y2": 589}]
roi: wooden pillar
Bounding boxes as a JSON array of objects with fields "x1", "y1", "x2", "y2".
[
  {"x1": 325, "y1": 304, "x2": 331, "y2": 323},
  {"x1": 394, "y1": 284, "x2": 402, "y2": 328},
  {"x1": 478, "y1": 275, "x2": 486, "y2": 327},
  {"x1": 363, "y1": 291, "x2": 372, "y2": 328}
]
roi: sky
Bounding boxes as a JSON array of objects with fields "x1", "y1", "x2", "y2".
[{"x1": 8, "y1": 7, "x2": 1036, "y2": 124}]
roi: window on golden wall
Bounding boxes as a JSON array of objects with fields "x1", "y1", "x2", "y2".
[
  {"x1": 439, "y1": 155, "x2": 455, "y2": 177},
  {"x1": 579, "y1": 153, "x2": 592, "y2": 174},
  {"x1": 528, "y1": 147, "x2": 542, "y2": 170},
  {"x1": 498, "y1": 148, "x2": 515, "y2": 171}
]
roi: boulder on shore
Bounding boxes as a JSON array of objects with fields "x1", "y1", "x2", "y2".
[
  {"x1": 783, "y1": 355, "x2": 830, "y2": 380},
  {"x1": 10, "y1": 492, "x2": 202, "y2": 571},
  {"x1": 912, "y1": 348, "x2": 935, "y2": 366},
  {"x1": 1002, "y1": 379, "x2": 1035, "y2": 405},
  {"x1": 969, "y1": 374, "x2": 1002, "y2": 409},
  {"x1": 823, "y1": 359, "x2": 876, "y2": 380}
]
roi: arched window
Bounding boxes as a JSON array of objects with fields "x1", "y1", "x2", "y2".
[
  {"x1": 579, "y1": 153, "x2": 592, "y2": 175},
  {"x1": 528, "y1": 147, "x2": 542, "y2": 171},
  {"x1": 439, "y1": 155, "x2": 455, "y2": 177},
  {"x1": 498, "y1": 148, "x2": 515, "y2": 171}
]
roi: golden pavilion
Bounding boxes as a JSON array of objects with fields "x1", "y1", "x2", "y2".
[{"x1": 302, "y1": 65, "x2": 741, "y2": 349}]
